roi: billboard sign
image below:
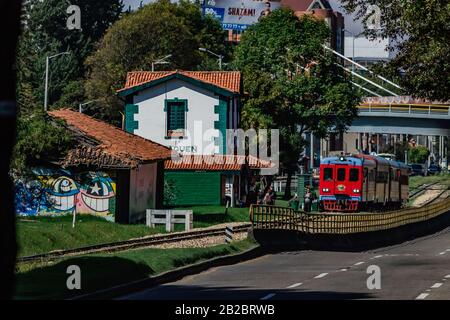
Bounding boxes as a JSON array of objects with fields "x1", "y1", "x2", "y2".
[{"x1": 202, "y1": 0, "x2": 281, "y2": 31}]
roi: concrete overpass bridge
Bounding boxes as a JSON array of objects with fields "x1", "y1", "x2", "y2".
[
  {"x1": 353, "y1": 97, "x2": 450, "y2": 135},
  {"x1": 319, "y1": 96, "x2": 450, "y2": 167}
]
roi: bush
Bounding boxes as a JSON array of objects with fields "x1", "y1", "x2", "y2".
[
  {"x1": 11, "y1": 111, "x2": 73, "y2": 172},
  {"x1": 163, "y1": 179, "x2": 178, "y2": 207},
  {"x1": 408, "y1": 145, "x2": 430, "y2": 164}
]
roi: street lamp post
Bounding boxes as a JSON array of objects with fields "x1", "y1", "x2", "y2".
[
  {"x1": 199, "y1": 47, "x2": 223, "y2": 70},
  {"x1": 44, "y1": 51, "x2": 70, "y2": 112}
]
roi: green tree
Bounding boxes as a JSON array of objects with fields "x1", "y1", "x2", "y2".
[
  {"x1": 18, "y1": 0, "x2": 123, "y2": 110},
  {"x1": 11, "y1": 112, "x2": 73, "y2": 172},
  {"x1": 12, "y1": 0, "x2": 123, "y2": 171},
  {"x1": 408, "y1": 145, "x2": 430, "y2": 164},
  {"x1": 340, "y1": 0, "x2": 450, "y2": 101},
  {"x1": 233, "y1": 8, "x2": 361, "y2": 198},
  {"x1": 85, "y1": 0, "x2": 228, "y2": 124}
]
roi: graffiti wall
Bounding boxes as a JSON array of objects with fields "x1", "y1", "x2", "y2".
[{"x1": 15, "y1": 168, "x2": 116, "y2": 220}]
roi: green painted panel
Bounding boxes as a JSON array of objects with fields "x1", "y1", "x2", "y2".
[
  {"x1": 125, "y1": 104, "x2": 139, "y2": 133},
  {"x1": 164, "y1": 171, "x2": 221, "y2": 206},
  {"x1": 214, "y1": 97, "x2": 228, "y2": 155}
]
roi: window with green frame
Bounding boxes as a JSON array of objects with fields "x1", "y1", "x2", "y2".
[{"x1": 165, "y1": 99, "x2": 187, "y2": 138}]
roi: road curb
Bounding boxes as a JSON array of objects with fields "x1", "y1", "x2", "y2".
[{"x1": 69, "y1": 244, "x2": 263, "y2": 300}]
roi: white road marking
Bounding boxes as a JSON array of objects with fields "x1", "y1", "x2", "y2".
[
  {"x1": 445, "y1": 275, "x2": 450, "y2": 279},
  {"x1": 339, "y1": 269, "x2": 348, "y2": 272},
  {"x1": 286, "y1": 283, "x2": 303, "y2": 289},
  {"x1": 431, "y1": 283, "x2": 443, "y2": 289},
  {"x1": 314, "y1": 273, "x2": 328, "y2": 279},
  {"x1": 354, "y1": 262, "x2": 365, "y2": 266},
  {"x1": 260, "y1": 293, "x2": 276, "y2": 300},
  {"x1": 415, "y1": 293, "x2": 429, "y2": 300},
  {"x1": 439, "y1": 252, "x2": 446, "y2": 255},
  {"x1": 374, "y1": 255, "x2": 383, "y2": 259}
]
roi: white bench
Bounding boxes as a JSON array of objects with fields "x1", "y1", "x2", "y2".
[{"x1": 146, "y1": 209, "x2": 193, "y2": 232}]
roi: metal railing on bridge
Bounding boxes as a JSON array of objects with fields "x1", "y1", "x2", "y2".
[
  {"x1": 358, "y1": 103, "x2": 450, "y2": 116},
  {"x1": 250, "y1": 198, "x2": 450, "y2": 235}
]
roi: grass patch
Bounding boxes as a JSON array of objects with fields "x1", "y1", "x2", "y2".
[
  {"x1": 17, "y1": 206, "x2": 254, "y2": 258},
  {"x1": 16, "y1": 215, "x2": 167, "y2": 257},
  {"x1": 409, "y1": 173, "x2": 450, "y2": 192},
  {"x1": 14, "y1": 239, "x2": 257, "y2": 300}
]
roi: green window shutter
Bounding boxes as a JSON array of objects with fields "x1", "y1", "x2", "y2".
[
  {"x1": 165, "y1": 99, "x2": 187, "y2": 135},
  {"x1": 168, "y1": 103, "x2": 185, "y2": 130},
  {"x1": 125, "y1": 104, "x2": 139, "y2": 133}
]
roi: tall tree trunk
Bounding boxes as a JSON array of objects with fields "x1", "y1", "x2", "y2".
[
  {"x1": 0, "y1": 0, "x2": 22, "y2": 300},
  {"x1": 283, "y1": 170, "x2": 293, "y2": 200}
]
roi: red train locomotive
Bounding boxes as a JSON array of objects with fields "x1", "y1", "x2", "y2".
[{"x1": 319, "y1": 154, "x2": 409, "y2": 212}]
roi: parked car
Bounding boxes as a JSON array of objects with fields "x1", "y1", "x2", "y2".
[
  {"x1": 407, "y1": 165, "x2": 413, "y2": 175},
  {"x1": 428, "y1": 164, "x2": 442, "y2": 175},
  {"x1": 410, "y1": 163, "x2": 426, "y2": 176}
]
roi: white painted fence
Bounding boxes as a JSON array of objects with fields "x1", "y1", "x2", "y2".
[{"x1": 146, "y1": 209, "x2": 193, "y2": 232}]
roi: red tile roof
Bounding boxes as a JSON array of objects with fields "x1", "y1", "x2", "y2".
[
  {"x1": 118, "y1": 71, "x2": 241, "y2": 94},
  {"x1": 49, "y1": 109, "x2": 172, "y2": 168},
  {"x1": 165, "y1": 155, "x2": 273, "y2": 171}
]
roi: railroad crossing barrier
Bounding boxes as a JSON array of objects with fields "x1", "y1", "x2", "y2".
[
  {"x1": 225, "y1": 225, "x2": 234, "y2": 243},
  {"x1": 146, "y1": 209, "x2": 193, "y2": 232},
  {"x1": 250, "y1": 198, "x2": 450, "y2": 235}
]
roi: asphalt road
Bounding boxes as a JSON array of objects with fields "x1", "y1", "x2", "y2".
[{"x1": 122, "y1": 227, "x2": 450, "y2": 300}]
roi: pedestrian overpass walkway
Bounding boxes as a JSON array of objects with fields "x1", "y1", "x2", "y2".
[
  {"x1": 349, "y1": 96, "x2": 450, "y2": 137},
  {"x1": 358, "y1": 96, "x2": 450, "y2": 120}
]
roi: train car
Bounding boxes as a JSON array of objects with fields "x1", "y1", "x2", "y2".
[
  {"x1": 319, "y1": 155, "x2": 375, "y2": 212},
  {"x1": 389, "y1": 159, "x2": 409, "y2": 205},
  {"x1": 355, "y1": 154, "x2": 390, "y2": 206},
  {"x1": 319, "y1": 154, "x2": 409, "y2": 212}
]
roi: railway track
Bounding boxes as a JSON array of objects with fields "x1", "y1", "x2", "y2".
[
  {"x1": 409, "y1": 181, "x2": 441, "y2": 200},
  {"x1": 422, "y1": 188, "x2": 449, "y2": 206},
  {"x1": 17, "y1": 223, "x2": 252, "y2": 264}
]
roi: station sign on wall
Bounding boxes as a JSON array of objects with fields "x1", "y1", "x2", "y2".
[{"x1": 201, "y1": 0, "x2": 281, "y2": 31}]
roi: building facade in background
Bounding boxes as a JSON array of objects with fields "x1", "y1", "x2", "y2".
[
  {"x1": 326, "y1": 0, "x2": 396, "y2": 65},
  {"x1": 281, "y1": 0, "x2": 344, "y2": 53}
]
